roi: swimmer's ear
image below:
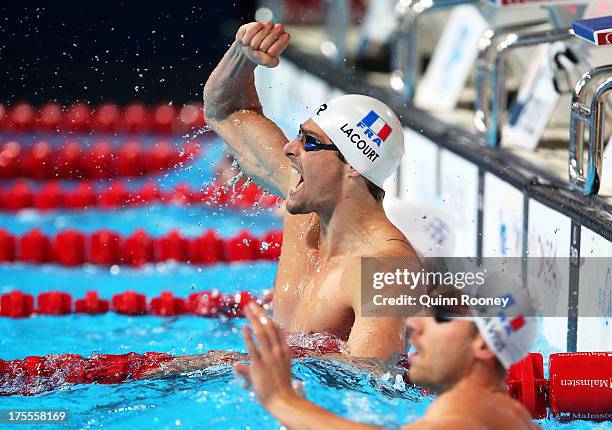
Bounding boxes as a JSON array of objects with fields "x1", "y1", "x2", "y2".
[
  {"x1": 472, "y1": 334, "x2": 497, "y2": 362},
  {"x1": 346, "y1": 164, "x2": 361, "y2": 179}
]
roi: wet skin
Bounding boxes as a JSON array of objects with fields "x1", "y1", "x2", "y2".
[
  {"x1": 271, "y1": 122, "x2": 419, "y2": 354},
  {"x1": 232, "y1": 303, "x2": 539, "y2": 430},
  {"x1": 203, "y1": 21, "x2": 421, "y2": 362}
]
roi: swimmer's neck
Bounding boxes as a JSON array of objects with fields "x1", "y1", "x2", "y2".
[
  {"x1": 434, "y1": 360, "x2": 506, "y2": 396},
  {"x1": 316, "y1": 194, "x2": 386, "y2": 259}
]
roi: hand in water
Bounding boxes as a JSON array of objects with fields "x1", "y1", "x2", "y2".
[
  {"x1": 235, "y1": 22, "x2": 291, "y2": 68},
  {"x1": 234, "y1": 302, "x2": 297, "y2": 407}
]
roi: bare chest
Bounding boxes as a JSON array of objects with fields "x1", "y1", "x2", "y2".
[{"x1": 273, "y1": 254, "x2": 354, "y2": 340}]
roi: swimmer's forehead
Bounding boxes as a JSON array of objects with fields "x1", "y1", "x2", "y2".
[{"x1": 300, "y1": 119, "x2": 331, "y2": 144}]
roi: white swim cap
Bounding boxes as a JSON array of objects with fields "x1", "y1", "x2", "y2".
[
  {"x1": 469, "y1": 273, "x2": 537, "y2": 369},
  {"x1": 310, "y1": 94, "x2": 404, "y2": 188},
  {"x1": 383, "y1": 198, "x2": 456, "y2": 257}
]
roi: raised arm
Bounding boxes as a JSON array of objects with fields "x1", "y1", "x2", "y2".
[{"x1": 203, "y1": 22, "x2": 295, "y2": 198}]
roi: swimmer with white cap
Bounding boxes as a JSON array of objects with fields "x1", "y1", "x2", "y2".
[
  {"x1": 235, "y1": 273, "x2": 539, "y2": 430},
  {"x1": 204, "y1": 21, "x2": 421, "y2": 362}
]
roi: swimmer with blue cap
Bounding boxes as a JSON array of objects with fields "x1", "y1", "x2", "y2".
[
  {"x1": 235, "y1": 272, "x2": 539, "y2": 430},
  {"x1": 204, "y1": 21, "x2": 420, "y2": 363}
]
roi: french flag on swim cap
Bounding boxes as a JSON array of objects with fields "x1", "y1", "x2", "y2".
[
  {"x1": 360, "y1": 111, "x2": 393, "y2": 145},
  {"x1": 498, "y1": 294, "x2": 525, "y2": 333}
]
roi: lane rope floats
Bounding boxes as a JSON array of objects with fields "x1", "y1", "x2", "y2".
[
  {"x1": 0, "y1": 139, "x2": 201, "y2": 180},
  {"x1": 0, "y1": 180, "x2": 279, "y2": 212},
  {"x1": 0, "y1": 335, "x2": 345, "y2": 397},
  {"x1": 0, "y1": 101, "x2": 205, "y2": 134},
  {"x1": 0, "y1": 352, "x2": 174, "y2": 396},
  {"x1": 0, "y1": 290, "x2": 272, "y2": 318},
  {"x1": 0, "y1": 228, "x2": 283, "y2": 266},
  {"x1": 506, "y1": 352, "x2": 612, "y2": 422},
  {"x1": 1, "y1": 348, "x2": 610, "y2": 423}
]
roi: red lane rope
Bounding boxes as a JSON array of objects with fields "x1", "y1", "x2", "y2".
[
  {"x1": 506, "y1": 352, "x2": 612, "y2": 421},
  {"x1": 0, "y1": 101, "x2": 206, "y2": 134},
  {"x1": 0, "y1": 352, "x2": 175, "y2": 396},
  {"x1": 0, "y1": 290, "x2": 272, "y2": 318},
  {"x1": 0, "y1": 338, "x2": 345, "y2": 397},
  {"x1": 2, "y1": 349, "x2": 610, "y2": 423},
  {"x1": 0, "y1": 180, "x2": 280, "y2": 212},
  {"x1": 0, "y1": 228, "x2": 283, "y2": 266},
  {"x1": 0, "y1": 139, "x2": 201, "y2": 180}
]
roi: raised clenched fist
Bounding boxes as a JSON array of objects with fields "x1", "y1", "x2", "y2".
[{"x1": 235, "y1": 22, "x2": 291, "y2": 68}]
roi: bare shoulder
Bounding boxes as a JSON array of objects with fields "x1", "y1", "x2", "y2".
[
  {"x1": 339, "y1": 227, "x2": 422, "y2": 295},
  {"x1": 361, "y1": 236, "x2": 422, "y2": 272},
  {"x1": 401, "y1": 414, "x2": 485, "y2": 430},
  {"x1": 338, "y1": 252, "x2": 418, "y2": 299},
  {"x1": 427, "y1": 390, "x2": 536, "y2": 430},
  {"x1": 405, "y1": 395, "x2": 486, "y2": 430},
  {"x1": 371, "y1": 219, "x2": 421, "y2": 259},
  {"x1": 338, "y1": 256, "x2": 364, "y2": 283}
]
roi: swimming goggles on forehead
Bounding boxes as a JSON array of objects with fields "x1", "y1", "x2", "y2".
[{"x1": 297, "y1": 129, "x2": 339, "y2": 152}]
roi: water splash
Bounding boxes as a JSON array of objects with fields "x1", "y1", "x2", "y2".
[{"x1": 286, "y1": 331, "x2": 348, "y2": 355}]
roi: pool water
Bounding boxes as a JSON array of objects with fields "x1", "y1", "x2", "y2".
[{"x1": 0, "y1": 134, "x2": 607, "y2": 429}]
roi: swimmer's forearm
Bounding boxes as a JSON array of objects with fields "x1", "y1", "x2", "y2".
[
  {"x1": 268, "y1": 393, "x2": 385, "y2": 430},
  {"x1": 203, "y1": 42, "x2": 262, "y2": 121},
  {"x1": 148, "y1": 351, "x2": 248, "y2": 377},
  {"x1": 298, "y1": 351, "x2": 400, "y2": 379}
]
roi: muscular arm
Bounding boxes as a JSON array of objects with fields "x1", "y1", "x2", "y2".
[
  {"x1": 344, "y1": 258, "x2": 406, "y2": 362},
  {"x1": 148, "y1": 351, "x2": 249, "y2": 377},
  {"x1": 203, "y1": 22, "x2": 294, "y2": 198},
  {"x1": 347, "y1": 315, "x2": 406, "y2": 362}
]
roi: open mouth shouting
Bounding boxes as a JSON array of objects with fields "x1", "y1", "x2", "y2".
[{"x1": 289, "y1": 167, "x2": 304, "y2": 197}]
